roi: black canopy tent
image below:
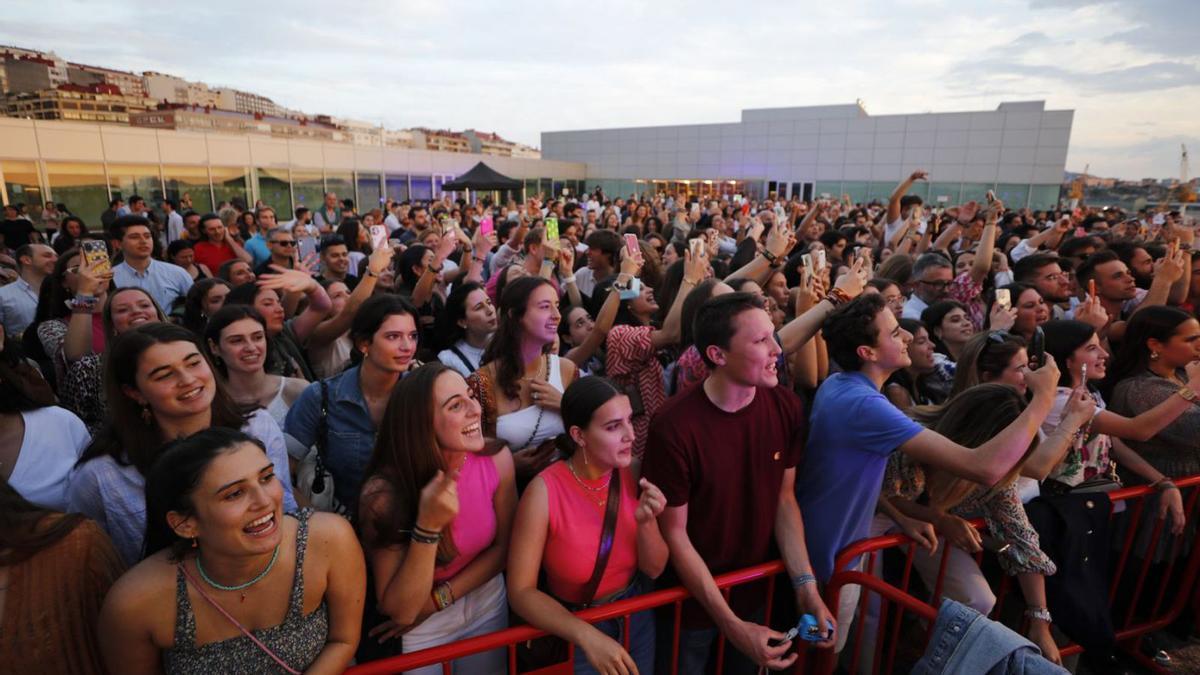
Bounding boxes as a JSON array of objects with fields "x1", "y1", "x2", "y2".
[{"x1": 442, "y1": 162, "x2": 523, "y2": 191}]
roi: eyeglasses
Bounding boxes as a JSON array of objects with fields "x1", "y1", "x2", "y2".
[{"x1": 919, "y1": 279, "x2": 952, "y2": 290}]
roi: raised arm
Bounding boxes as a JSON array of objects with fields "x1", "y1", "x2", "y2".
[
  {"x1": 256, "y1": 266, "x2": 332, "y2": 343},
  {"x1": 726, "y1": 222, "x2": 794, "y2": 286},
  {"x1": 650, "y1": 247, "x2": 706, "y2": 350},
  {"x1": 63, "y1": 258, "x2": 110, "y2": 361},
  {"x1": 777, "y1": 257, "x2": 866, "y2": 354},
  {"x1": 887, "y1": 170, "x2": 927, "y2": 224},
  {"x1": 225, "y1": 228, "x2": 253, "y2": 264},
  {"x1": 306, "y1": 245, "x2": 395, "y2": 348}
]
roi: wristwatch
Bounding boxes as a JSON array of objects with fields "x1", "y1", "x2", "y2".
[
  {"x1": 613, "y1": 275, "x2": 633, "y2": 292},
  {"x1": 1024, "y1": 606, "x2": 1052, "y2": 623},
  {"x1": 1177, "y1": 386, "x2": 1198, "y2": 403}
]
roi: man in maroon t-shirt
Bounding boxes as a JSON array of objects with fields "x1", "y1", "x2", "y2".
[
  {"x1": 644, "y1": 293, "x2": 835, "y2": 674},
  {"x1": 192, "y1": 212, "x2": 252, "y2": 273}
]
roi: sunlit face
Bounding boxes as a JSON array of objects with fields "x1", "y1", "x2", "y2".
[
  {"x1": 1067, "y1": 333, "x2": 1108, "y2": 384},
  {"x1": 171, "y1": 442, "x2": 284, "y2": 557},
  {"x1": 109, "y1": 289, "x2": 159, "y2": 334},
  {"x1": 228, "y1": 261, "x2": 255, "y2": 286},
  {"x1": 709, "y1": 308, "x2": 782, "y2": 388},
  {"x1": 571, "y1": 395, "x2": 635, "y2": 470},
  {"x1": 989, "y1": 347, "x2": 1030, "y2": 396},
  {"x1": 915, "y1": 265, "x2": 953, "y2": 303},
  {"x1": 935, "y1": 307, "x2": 974, "y2": 346},
  {"x1": 256, "y1": 209, "x2": 277, "y2": 231},
  {"x1": 1093, "y1": 260, "x2": 1137, "y2": 302},
  {"x1": 867, "y1": 308, "x2": 913, "y2": 371},
  {"x1": 880, "y1": 283, "x2": 906, "y2": 320},
  {"x1": 172, "y1": 247, "x2": 195, "y2": 268},
  {"x1": 252, "y1": 289, "x2": 286, "y2": 334},
  {"x1": 1128, "y1": 247, "x2": 1153, "y2": 280},
  {"x1": 955, "y1": 252, "x2": 975, "y2": 277},
  {"x1": 361, "y1": 313, "x2": 419, "y2": 375},
  {"x1": 121, "y1": 225, "x2": 155, "y2": 259},
  {"x1": 563, "y1": 306, "x2": 593, "y2": 347},
  {"x1": 128, "y1": 341, "x2": 216, "y2": 423},
  {"x1": 519, "y1": 284, "x2": 561, "y2": 346},
  {"x1": 629, "y1": 281, "x2": 659, "y2": 319},
  {"x1": 322, "y1": 245, "x2": 350, "y2": 275},
  {"x1": 214, "y1": 317, "x2": 268, "y2": 375},
  {"x1": 1013, "y1": 288, "x2": 1050, "y2": 336},
  {"x1": 326, "y1": 282, "x2": 350, "y2": 315},
  {"x1": 1031, "y1": 262, "x2": 1071, "y2": 303},
  {"x1": 461, "y1": 288, "x2": 497, "y2": 337},
  {"x1": 1148, "y1": 318, "x2": 1200, "y2": 370},
  {"x1": 24, "y1": 244, "x2": 57, "y2": 277},
  {"x1": 432, "y1": 371, "x2": 485, "y2": 454},
  {"x1": 203, "y1": 219, "x2": 226, "y2": 243},
  {"x1": 268, "y1": 232, "x2": 295, "y2": 259},
  {"x1": 203, "y1": 284, "x2": 230, "y2": 316},
  {"x1": 907, "y1": 326, "x2": 936, "y2": 372}
]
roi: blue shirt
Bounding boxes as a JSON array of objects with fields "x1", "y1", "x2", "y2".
[
  {"x1": 285, "y1": 365, "x2": 378, "y2": 511},
  {"x1": 0, "y1": 277, "x2": 39, "y2": 336},
  {"x1": 797, "y1": 371, "x2": 924, "y2": 581},
  {"x1": 245, "y1": 233, "x2": 271, "y2": 267},
  {"x1": 111, "y1": 259, "x2": 194, "y2": 313}
]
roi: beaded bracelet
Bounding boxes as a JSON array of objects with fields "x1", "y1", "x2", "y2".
[{"x1": 790, "y1": 573, "x2": 817, "y2": 589}]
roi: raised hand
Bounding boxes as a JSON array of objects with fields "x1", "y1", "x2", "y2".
[
  {"x1": 258, "y1": 266, "x2": 318, "y2": 294},
  {"x1": 416, "y1": 468, "x2": 460, "y2": 533},
  {"x1": 1024, "y1": 354, "x2": 1061, "y2": 400},
  {"x1": 366, "y1": 241, "x2": 395, "y2": 277},
  {"x1": 635, "y1": 478, "x2": 666, "y2": 524}
]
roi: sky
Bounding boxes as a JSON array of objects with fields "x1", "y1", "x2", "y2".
[{"x1": 3, "y1": 0, "x2": 1197, "y2": 180}]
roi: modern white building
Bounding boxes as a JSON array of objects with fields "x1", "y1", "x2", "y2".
[
  {"x1": 542, "y1": 100, "x2": 1072, "y2": 209},
  {"x1": 0, "y1": 118, "x2": 586, "y2": 223}
]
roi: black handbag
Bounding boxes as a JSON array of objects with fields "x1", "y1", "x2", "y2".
[{"x1": 517, "y1": 469, "x2": 622, "y2": 671}]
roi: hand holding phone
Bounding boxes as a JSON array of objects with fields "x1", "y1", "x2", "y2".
[
  {"x1": 996, "y1": 288, "x2": 1012, "y2": 311},
  {"x1": 369, "y1": 225, "x2": 388, "y2": 250},
  {"x1": 81, "y1": 240, "x2": 111, "y2": 276},
  {"x1": 624, "y1": 233, "x2": 640, "y2": 257},
  {"x1": 545, "y1": 216, "x2": 559, "y2": 241}
]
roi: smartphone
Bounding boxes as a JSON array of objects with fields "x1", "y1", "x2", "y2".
[
  {"x1": 1030, "y1": 327, "x2": 1046, "y2": 369},
  {"x1": 480, "y1": 216, "x2": 494, "y2": 237},
  {"x1": 814, "y1": 249, "x2": 826, "y2": 271},
  {"x1": 996, "y1": 288, "x2": 1012, "y2": 311},
  {"x1": 801, "y1": 253, "x2": 814, "y2": 272},
  {"x1": 369, "y1": 225, "x2": 388, "y2": 250},
  {"x1": 689, "y1": 238, "x2": 705, "y2": 259},
  {"x1": 81, "y1": 240, "x2": 110, "y2": 275},
  {"x1": 986, "y1": 190, "x2": 996, "y2": 204},
  {"x1": 624, "y1": 233, "x2": 639, "y2": 256},
  {"x1": 545, "y1": 216, "x2": 559, "y2": 242}
]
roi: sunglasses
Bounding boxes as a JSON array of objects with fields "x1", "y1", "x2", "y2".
[{"x1": 271, "y1": 240, "x2": 297, "y2": 246}]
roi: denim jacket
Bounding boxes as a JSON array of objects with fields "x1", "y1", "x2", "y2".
[
  {"x1": 912, "y1": 599, "x2": 1068, "y2": 675},
  {"x1": 285, "y1": 365, "x2": 377, "y2": 511}
]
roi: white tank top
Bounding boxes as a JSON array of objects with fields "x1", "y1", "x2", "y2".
[
  {"x1": 265, "y1": 377, "x2": 290, "y2": 431},
  {"x1": 496, "y1": 354, "x2": 566, "y2": 451}
]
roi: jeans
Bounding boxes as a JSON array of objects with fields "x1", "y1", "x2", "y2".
[
  {"x1": 401, "y1": 574, "x2": 508, "y2": 675},
  {"x1": 661, "y1": 606, "x2": 764, "y2": 675},
  {"x1": 912, "y1": 599, "x2": 1068, "y2": 675},
  {"x1": 573, "y1": 576, "x2": 656, "y2": 674}
]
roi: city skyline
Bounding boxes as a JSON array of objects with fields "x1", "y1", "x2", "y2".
[{"x1": 2, "y1": 0, "x2": 1196, "y2": 181}]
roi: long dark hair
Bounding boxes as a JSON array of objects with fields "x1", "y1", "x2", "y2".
[
  {"x1": 483, "y1": 276, "x2": 555, "y2": 400},
  {"x1": 950, "y1": 330, "x2": 1028, "y2": 397},
  {"x1": 921, "y1": 299, "x2": 970, "y2": 356},
  {"x1": 433, "y1": 281, "x2": 486, "y2": 352},
  {"x1": 558, "y1": 376, "x2": 624, "y2": 457},
  {"x1": 359, "y1": 363, "x2": 460, "y2": 563},
  {"x1": 144, "y1": 427, "x2": 265, "y2": 560},
  {"x1": 33, "y1": 247, "x2": 81, "y2": 324},
  {"x1": 52, "y1": 216, "x2": 88, "y2": 254},
  {"x1": 1104, "y1": 305, "x2": 1194, "y2": 398},
  {"x1": 79, "y1": 323, "x2": 250, "y2": 476},
  {"x1": 182, "y1": 277, "x2": 233, "y2": 335},
  {"x1": 349, "y1": 294, "x2": 419, "y2": 366},
  {"x1": 203, "y1": 304, "x2": 273, "y2": 378},
  {"x1": 0, "y1": 477, "x2": 85, "y2": 566},
  {"x1": 680, "y1": 278, "x2": 726, "y2": 349},
  {"x1": 1041, "y1": 320, "x2": 1096, "y2": 388}
]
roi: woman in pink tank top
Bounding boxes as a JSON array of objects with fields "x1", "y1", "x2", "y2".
[
  {"x1": 508, "y1": 376, "x2": 669, "y2": 674},
  {"x1": 358, "y1": 364, "x2": 517, "y2": 675}
]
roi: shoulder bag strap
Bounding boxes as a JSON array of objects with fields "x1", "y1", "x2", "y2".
[
  {"x1": 313, "y1": 379, "x2": 330, "y2": 493},
  {"x1": 581, "y1": 469, "x2": 622, "y2": 606},
  {"x1": 448, "y1": 345, "x2": 478, "y2": 374},
  {"x1": 177, "y1": 563, "x2": 301, "y2": 675}
]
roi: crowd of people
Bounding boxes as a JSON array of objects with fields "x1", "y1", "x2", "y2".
[{"x1": 1, "y1": 172, "x2": 1198, "y2": 674}]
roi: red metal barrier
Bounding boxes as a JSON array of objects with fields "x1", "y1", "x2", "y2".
[{"x1": 347, "y1": 478, "x2": 1200, "y2": 674}]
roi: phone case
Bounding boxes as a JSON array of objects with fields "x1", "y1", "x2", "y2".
[
  {"x1": 480, "y1": 217, "x2": 494, "y2": 237},
  {"x1": 369, "y1": 225, "x2": 387, "y2": 250},
  {"x1": 624, "y1": 233, "x2": 639, "y2": 255},
  {"x1": 81, "y1": 241, "x2": 110, "y2": 275},
  {"x1": 545, "y1": 217, "x2": 559, "y2": 241}
]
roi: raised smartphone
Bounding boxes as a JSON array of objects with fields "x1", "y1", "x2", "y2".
[{"x1": 81, "y1": 240, "x2": 110, "y2": 275}]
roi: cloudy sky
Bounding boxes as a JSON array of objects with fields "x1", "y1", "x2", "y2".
[{"x1": 4, "y1": 0, "x2": 1197, "y2": 179}]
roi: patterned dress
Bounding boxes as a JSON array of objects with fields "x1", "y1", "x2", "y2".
[{"x1": 163, "y1": 510, "x2": 328, "y2": 674}]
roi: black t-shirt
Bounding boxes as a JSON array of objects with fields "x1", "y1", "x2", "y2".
[{"x1": 0, "y1": 219, "x2": 35, "y2": 248}]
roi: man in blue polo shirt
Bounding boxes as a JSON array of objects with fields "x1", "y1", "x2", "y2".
[
  {"x1": 797, "y1": 293, "x2": 1059, "y2": 652},
  {"x1": 109, "y1": 215, "x2": 193, "y2": 312}
]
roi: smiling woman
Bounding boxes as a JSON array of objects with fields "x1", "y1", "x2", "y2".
[
  {"x1": 97, "y1": 427, "x2": 365, "y2": 675},
  {"x1": 69, "y1": 323, "x2": 297, "y2": 566}
]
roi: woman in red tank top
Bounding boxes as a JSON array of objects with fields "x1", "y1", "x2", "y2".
[{"x1": 508, "y1": 376, "x2": 669, "y2": 674}]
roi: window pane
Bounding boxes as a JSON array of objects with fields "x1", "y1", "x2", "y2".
[
  {"x1": 842, "y1": 181, "x2": 868, "y2": 205},
  {"x1": 2, "y1": 160, "x2": 44, "y2": 217},
  {"x1": 256, "y1": 168, "x2": 292, "y2": 214},
  {"x1": 410, "y1": 175, "x2": 432, "y2": 201},
  {"x1": 960, "y1": 183, "x2": 993, "y2": 206},
  {"x1": 46, "y1": 162, "x2": 109, "y2": 224},
  {"x1": 385, "y1": 174, "x2": 409, "y2": 202},
  {"x1": 1029, "y1": 185, "x2": 1061, "y2": 211},
  {"x1": 539, "y1": 178, "x2": 552, "y2": 198},
  {"x1": 995, "y1": 184, "x2": 1030, "y2": 210},
  {"x1": 163, "y1": 166, "x2": 212, "y2": 214},
  {"x1": 357, "y1": 173, "x2": 382, "y2": 209},
  {"x1": 928, "y1": 183, "x2": 961, "y2": 206},
  {"x1": 107, "y1": 164, "x2": 163, "y2": 214},
  {"x1": 325, "y1": 172, "x2": 353, "y2": 209},
  {"x1": 433, "y1": 175, "x2": 445, "y2": 199},
  {"x1": 210, "y1": 167, "x2": 248, "y2": 209},
  {"x1": 524, "y1": 179, "x2": 539, "y2": 200},
  {"x1": 291, "y1": 171, "x2": 323, "y2": 212},
  {"x1": 814, "y1": 182, "x2": 841, "y2": 199}
]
